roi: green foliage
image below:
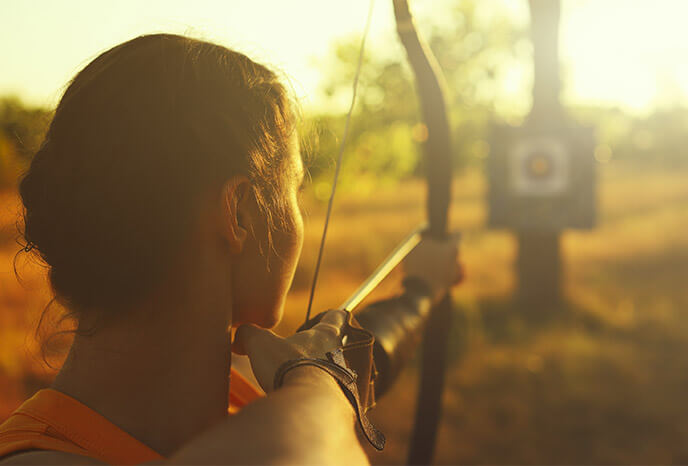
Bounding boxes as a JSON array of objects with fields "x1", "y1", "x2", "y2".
[{"x1": 305, "y1": 0, "x2": 530, "y2": 186}]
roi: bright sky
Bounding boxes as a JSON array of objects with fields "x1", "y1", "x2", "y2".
[
  {"x1": 561, "y1": 0, "x2": 688, "y2": 112},
  {"x1": 2, "y1": 0, "x2": 688, "y2": 114}
]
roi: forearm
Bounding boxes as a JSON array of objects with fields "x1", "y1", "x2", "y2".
[{"x1": 169, "y1": 367, "x2": 368, "y2": 465}]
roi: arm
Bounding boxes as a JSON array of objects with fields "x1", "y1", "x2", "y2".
[{"x1": 170, "y1": 366, "x2": 367, "y2": 465}]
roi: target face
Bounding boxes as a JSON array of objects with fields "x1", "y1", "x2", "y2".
[{"x1": 510, "y1": 138, "x2": 569, "y2": 196}]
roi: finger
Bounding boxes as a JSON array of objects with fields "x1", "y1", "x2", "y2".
[
  {"x1": 312, "y1": 309, "x2": 348, "y2": 340},
  {"x1": 233, "y1": 324, "x2": 275, "y2": 356},
  {"x1": 316, "y1": 309, "x2": 348, "y2": 328}
]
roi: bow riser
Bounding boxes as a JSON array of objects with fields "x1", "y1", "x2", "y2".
[{"x1": 393, "y1": 1, "x2": 454, "y2": 464}]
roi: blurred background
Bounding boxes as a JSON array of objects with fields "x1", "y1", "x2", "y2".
[{"x1": 1, "y1": 0, "x2": 688, "y2": 464}]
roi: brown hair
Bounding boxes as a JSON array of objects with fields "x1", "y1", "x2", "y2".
[{"x1": 18, "y1": 34, "x2": 295, "y2": 324}]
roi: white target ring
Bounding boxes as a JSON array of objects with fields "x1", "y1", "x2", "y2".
[{"x1": 509, "y1": 137, "x2": 569, "y2": 196}]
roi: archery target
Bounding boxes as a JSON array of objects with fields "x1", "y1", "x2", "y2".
[{"x1": 509, "y1": 137, "x2": 569, "y2": 196}]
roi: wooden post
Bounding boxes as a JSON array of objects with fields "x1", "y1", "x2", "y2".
[
  {"x1": 517, "y1": 0, "x2": 563, "y2": 307},
  {"x1": 517, "y1": 232, "x2": 561, "y2": 306}
]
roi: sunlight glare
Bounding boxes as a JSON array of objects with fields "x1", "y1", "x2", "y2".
[{"x1": 562, "y1": 0, "x2": 688, "y2": 114}]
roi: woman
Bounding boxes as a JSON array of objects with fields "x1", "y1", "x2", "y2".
[{"x1": 0, "y1": 34, "x2": 459, "y2": 465}]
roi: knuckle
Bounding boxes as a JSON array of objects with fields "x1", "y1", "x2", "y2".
[
  {"x1": 315, "y1": 322, "x2": 341, "y2": 339},
  {"x1": 320, "y1": 309, "x2": 347, "y2": 326}
]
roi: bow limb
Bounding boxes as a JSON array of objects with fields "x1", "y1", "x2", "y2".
[
  {"x1": 393, "y1": 0, "x2": 452, "y2": 238},
  {"x1": 393, "y1": 1, "x2": 454, "y2": 464}
]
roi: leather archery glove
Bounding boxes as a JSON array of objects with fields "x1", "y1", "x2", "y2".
[
  {"x1": 403, "y1": 233, "x2": 462, "y2": 304},
  {"x1": 297, "y1": 310, "x2": 378, "y2": 413},
  {"x1": 232, "y1": 309, "x2": 347, "y2": 393},
  {"x1": 296, "y1": 310, "x2": 385, "y2": 450},
  {"x1": 233, "y1": 310, "x2": 385, "y2": 450}
]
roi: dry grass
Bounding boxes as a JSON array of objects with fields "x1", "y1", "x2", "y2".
[{"x1": 1, "y1": 163, "x2": 687, "y2": 464}]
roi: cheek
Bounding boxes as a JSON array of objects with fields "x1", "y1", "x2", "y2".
[
  {"x1": 272, "y1": 211, "x2": 304, "y2": 293},
  {"x1": 232, "y1": 211, "x2": 303, "y2": 328},
  {"x1": 279, "y1": 191, "x2": 305, "y2": 270},
  {"x1": 291, "y1": 208, "x2": 305, "y2": 261}
]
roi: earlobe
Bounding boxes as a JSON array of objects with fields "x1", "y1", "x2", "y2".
[{"x1": 220, "y1": 177, "x2": 251, "y2": 255}]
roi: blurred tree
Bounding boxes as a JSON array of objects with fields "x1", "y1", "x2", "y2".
[
  {"x1": 0, "y1": 97, "x2": 50, "y2": 188},
  {"x1": 572, "y1": 105, "x2": 688, "y2": 169}
]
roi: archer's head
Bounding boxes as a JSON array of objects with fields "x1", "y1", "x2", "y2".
[{"x1": 20, "y1": 34, "x2": 305, "y2": 341}]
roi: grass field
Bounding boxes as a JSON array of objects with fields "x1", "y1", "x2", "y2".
[{"x1": 1, "y1": 163, "x2": 687, "y2": 464}]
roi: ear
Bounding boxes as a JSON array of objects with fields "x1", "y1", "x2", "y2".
[{"x1": 219, "y1": 176, "x2": 252, "y2": 255}]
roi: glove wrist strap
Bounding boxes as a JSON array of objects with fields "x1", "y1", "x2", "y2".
[{"x1": 273, "y1": 348, "x2": 386, "y2": 451}]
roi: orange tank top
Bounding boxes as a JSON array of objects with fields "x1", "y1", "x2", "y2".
[{"x1": 0, "y1": 368, "x2": 263, "y2": 464}]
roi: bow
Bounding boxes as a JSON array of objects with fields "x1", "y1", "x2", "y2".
[
  {"x1": 305, "y1": 1, "x2": 454, "y2": 463},
  {"x1": 392, "y1": 1, "x2": 453, "y2": 464}
]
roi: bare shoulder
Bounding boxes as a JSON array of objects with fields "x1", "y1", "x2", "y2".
[{"x1": 0, "y1": 451, "x2": 105, "y2": 465}]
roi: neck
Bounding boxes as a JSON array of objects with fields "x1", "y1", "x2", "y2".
[{"x1": 53, "y1": 244, "x2": 233, "y2": 456}]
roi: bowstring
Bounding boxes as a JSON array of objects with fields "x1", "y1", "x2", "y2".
[{"x1": 305, "y1": 0, "x2": 376, "y2": 323}]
